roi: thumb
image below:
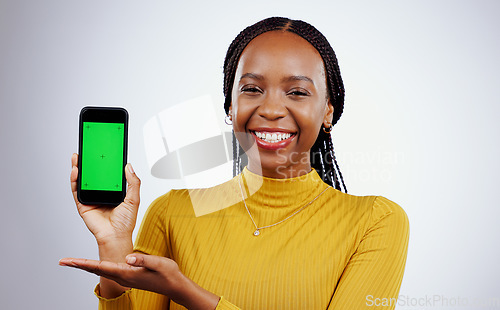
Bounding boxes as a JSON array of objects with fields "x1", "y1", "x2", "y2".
[
  {"x1": 123, "y1": 163, "x2": 141, "y2": 207},
  {"x1": 126, "y1": 253, "x2": 161, "y2": 270}
]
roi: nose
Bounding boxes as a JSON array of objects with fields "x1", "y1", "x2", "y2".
[{"x1": 257, "y1": 92, "x2": 287, "y2": 120}]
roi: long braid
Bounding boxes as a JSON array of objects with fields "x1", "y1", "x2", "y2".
[
  {"x1": 232, "y1": 130, "x2": 238, "y2": 177},
  {"x1": 330, "y1": 137, "x2": 347, "y2": 193},
  {"x1": 310, "y1": 128, "x2": 346, "y2": 191},
  {"x1": 232, "y1": 130, "x2": 248, "y2": 177},
  {"x1": 325, "y1": 129, "x2": 347, "y2": 192},
  {"x1": 223, "y1": 17, "x2": 347, "y2": 192}
]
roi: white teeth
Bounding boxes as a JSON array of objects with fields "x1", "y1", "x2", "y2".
[{"x1": 254, "y1": 131, "x2": 292, "y2": 143}]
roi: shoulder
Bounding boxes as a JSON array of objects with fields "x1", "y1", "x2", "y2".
[
  {"x1": 359, "y1": 196, "x2": 410, "y2": 244},
  {"x1": 331, "y1": 190, "x2": 407, "y2": 219},
  {"x1": 324, "y1": 189, "x2": 377, "y2": 219},
  {"x1": 325, "y1": 190, "x2": 408, "y2": 232},
  {"x1": 370, "y1": 196, "x2": 409, "y2": 227}
]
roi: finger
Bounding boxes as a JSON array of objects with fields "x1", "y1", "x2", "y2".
[
  {"x1": 70, "y1": 153, "x2": 80, "y2": 204},
  {"x1": 70, "y1": 166, "x2": 78, "y2": 194},
  {"x1": 60, "y1": 257, "x2": 141, "y2": 288},
  {"x1": 122, "y1": 163, "x2": 141, "y2": 208},
  {"x1": 59, "y1": 257, "x2": 129, "y2": 278},
  {"x1": 70, "y1": 153, "x2": 99, "y2": 210},
  {"x1": 125, "y1": 253, "x2": 161, "y2": 270},
  {"x1": 71, "y1": 153, "x2": 78, "y2": 167}
]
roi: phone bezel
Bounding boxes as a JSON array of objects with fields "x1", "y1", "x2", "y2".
[{"x1": 77, "y1": 106, "x2": 129, "y2": 206}]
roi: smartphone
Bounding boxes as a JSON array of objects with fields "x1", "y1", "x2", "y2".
[{"x1": 77, "y1": 107, "x2": 128, "y2": 205}]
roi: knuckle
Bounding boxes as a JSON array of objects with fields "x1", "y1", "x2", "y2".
[
  {"x1": 133, "y1": 255, "x2": 144, "y2": 266},
  {"x1": 138, "y1": 256, "x2": 147, "y2": 266},
  {"x1": 123, "y1": 197, "x2": 137, "y2": 208},
  {"x1": 95, "y1": 260, "x2": 103, "y2": 272}
]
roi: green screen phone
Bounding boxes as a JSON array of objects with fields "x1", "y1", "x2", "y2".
[{"x1": 77, "y1": 107, "x2": 128, "y2": 205}]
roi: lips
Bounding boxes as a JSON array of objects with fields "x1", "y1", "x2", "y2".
[{"x1": 250, "y1": 129, "x2": 296, "y2": 150}]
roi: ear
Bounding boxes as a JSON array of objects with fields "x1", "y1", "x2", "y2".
[
  {"x1": 323, "y1": 100, "x2": 334, "y2": 128},
  {"x1": 228, "y1": 105, "x2": 233, "y2": 120}
]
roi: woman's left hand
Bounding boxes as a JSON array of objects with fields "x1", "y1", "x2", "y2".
[{"x1": 59, "y1": 253, "x2": 219, "y2": 310}]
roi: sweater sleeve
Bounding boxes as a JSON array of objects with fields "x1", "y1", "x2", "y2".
[
  {"x1": 215, "y1": 297, "x2": 241, "y2": 310},
  {"x1": 328, "y1": 196, "x2": 410, "y2": 309}
]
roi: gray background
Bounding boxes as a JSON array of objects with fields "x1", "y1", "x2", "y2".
[{"x1": 1, "y1": 0, "x2": 499, "y2": 309}]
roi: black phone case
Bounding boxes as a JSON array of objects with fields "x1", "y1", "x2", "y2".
[{"x1": 77, "y1": 106, "x2": 129, "y2": 206}]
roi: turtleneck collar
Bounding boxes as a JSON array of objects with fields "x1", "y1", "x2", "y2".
[{"x1": 239, "y1": 166, "x2": 329, "y2": 209}]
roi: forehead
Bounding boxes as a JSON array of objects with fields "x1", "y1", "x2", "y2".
[{"x1": 236, "y1": 31, "x2": 325, "y2": 79}]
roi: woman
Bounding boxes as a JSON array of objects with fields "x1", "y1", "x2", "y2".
[{"x1": 60, "y1": 17, "x2": 409, "y2": 309}]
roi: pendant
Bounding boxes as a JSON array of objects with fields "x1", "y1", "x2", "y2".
[{"x1": 253, "y1": 230, "x2": 260, "y2": 236}]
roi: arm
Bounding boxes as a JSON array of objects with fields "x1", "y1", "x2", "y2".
[
  {"x1": 60, "y1": 154, "x2": 220, "y2": 309},
  {"x1": 63, "y1": 253, "x2": 218, "y2": 309},
  {"x1": 66, "y1": 193, "x2": 239, "y2": 310},
  {"x1": 93, "y1": 191, "x2": 220, "y2": 310},
  {"x1": 328, "y1": 196, "x2": 410, "y2": 309}
]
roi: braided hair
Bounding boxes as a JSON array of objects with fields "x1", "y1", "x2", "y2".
[{"x1": 223, "y1": 17, "x2": 347, "y2": 193}]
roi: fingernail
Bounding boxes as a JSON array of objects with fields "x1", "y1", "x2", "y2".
[
  {"x1": 59, "y1": 258, "x2": 74, "y2": 266},
  {"x1": 126, "y1": 256, "x2": 136, "y2": 264},
  {"x1": 127, "y1": 164, "x2": 135, "y2": 174}
]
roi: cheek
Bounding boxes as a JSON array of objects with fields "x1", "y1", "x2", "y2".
[
  {"x1": 232, "y1": 97, "x2": 258, "y2": 130},
  {"x1": 232, "y1": 102, "x2": 248, "y2": 132},
  {"x1": 291, "y1": 104, "x2": 326, "y2": 149},
  {"x1": 231, "y1": 100, "x2": 254, "y2": 149},
  {"x1": 295, "y1": 104, "x2": 325, "y2": 132}
]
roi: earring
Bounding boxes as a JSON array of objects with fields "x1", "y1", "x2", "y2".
[
  {"x1": 225, "y1": 114, "x2": 232, "y2": 125},
  {"x1": 322, "y1": 124, "x2": 332, "y2": 133}
]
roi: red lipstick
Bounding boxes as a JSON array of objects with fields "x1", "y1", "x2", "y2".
[{"x1": 250, "y1": 130, "x2": 296, "y2": 150}]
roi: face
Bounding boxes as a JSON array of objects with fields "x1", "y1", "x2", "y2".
[{"x1": 229, "y1": 30, "x2": 334, "y2": 179}]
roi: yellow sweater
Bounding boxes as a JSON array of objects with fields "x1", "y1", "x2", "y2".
[{"x1": 96, "y1": 167, "x2": 409, "y2": 309}]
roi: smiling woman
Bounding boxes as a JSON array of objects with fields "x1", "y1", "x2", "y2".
[{"x1": 60, "y1": 17, "x2": 409, "y2": 310}]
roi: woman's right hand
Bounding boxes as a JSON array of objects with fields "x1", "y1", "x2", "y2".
[{"x1": 70, "y1": 153, "x2": 141, "y2": 246}]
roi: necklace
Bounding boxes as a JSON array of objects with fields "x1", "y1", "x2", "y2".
[{"x1": 237, "y1": 174, "x2": 331, "y2": 236}]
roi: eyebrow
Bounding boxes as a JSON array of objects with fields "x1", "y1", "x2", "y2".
[
  {"x1": 282, "y1": 75, "x2": 314, "y2": 85},
  {"x1": 240, "y1": 73, "x2": 264, "y2": 81},
  {"x1": 239, "y1": 73, "x2": 315, "y2": 85}
]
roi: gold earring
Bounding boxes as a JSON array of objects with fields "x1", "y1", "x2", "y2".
[{"x1": 322, "y1": 124, "x2": 332, "y2": 133}]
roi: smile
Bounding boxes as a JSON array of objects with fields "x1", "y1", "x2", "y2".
[
  {"x1": 254, "y1": 131, "x2": 293, "y2": 143},
  {"x1": 250, "y1": 130, "x2": 296, "y2": 150}
]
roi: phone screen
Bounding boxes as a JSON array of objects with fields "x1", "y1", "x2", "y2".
[
  {"x1": 81, "y1": 122, "x2": 125, "y2": 191},
  {"x1": 77, "y1": 106, "x2": 128, "y2": 205}
]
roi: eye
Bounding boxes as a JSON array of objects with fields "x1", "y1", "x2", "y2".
[
  {"x1": 287, "y1": 88, "x2": 310, "y2": 97},
  {"x1": 241, "y1": 85, "x2": 263, "y2": 95}
]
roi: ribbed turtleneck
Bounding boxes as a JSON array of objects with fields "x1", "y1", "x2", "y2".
[
  {"x1": 236, "y1": 167, "x2": 332, "y2": 233},
  {"x1": 240, "y1": 167, "x2": 330, "y2": 209},
  {"x1": 98, "y1": 167, "x2": 409, "y2": 310}
]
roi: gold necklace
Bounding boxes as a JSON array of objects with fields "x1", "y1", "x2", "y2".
[{"x1": 237, "y1": 174, "x2": 331, "y2": 236}]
